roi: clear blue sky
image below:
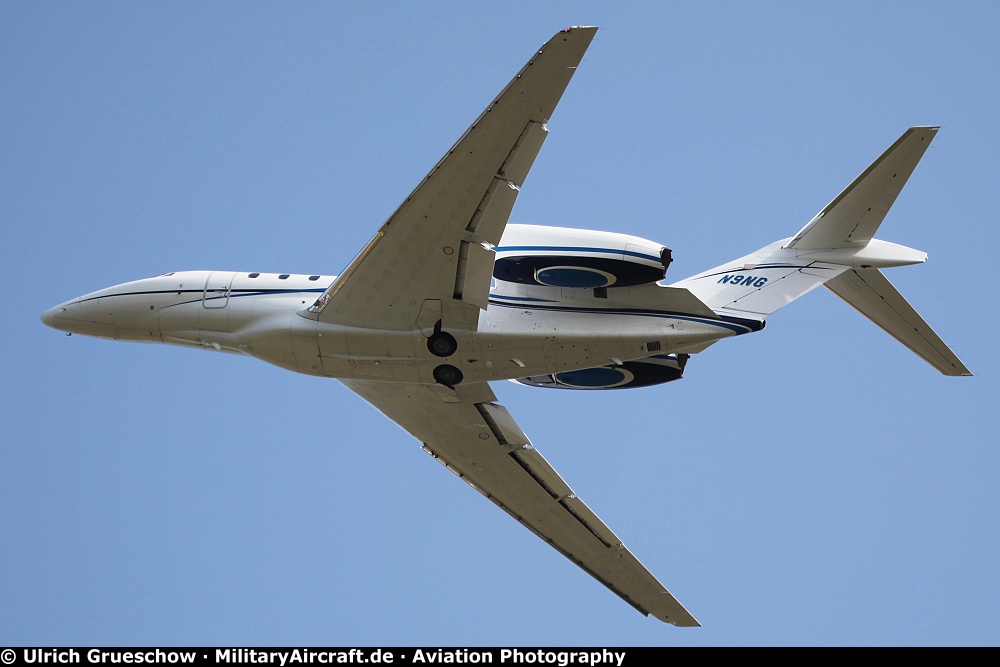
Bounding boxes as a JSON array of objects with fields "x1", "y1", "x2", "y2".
[{"x1": 3, "y1": 1, "x2": 997, "y2": 647}]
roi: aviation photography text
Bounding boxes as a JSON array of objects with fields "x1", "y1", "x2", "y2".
[{"x1": 9, "y1": 649, "x2": 632, "y2": 667}]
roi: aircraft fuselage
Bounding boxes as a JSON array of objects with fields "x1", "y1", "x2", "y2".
[{"x1": 42, "y1": 270, "x2": 741, "y2": 385}]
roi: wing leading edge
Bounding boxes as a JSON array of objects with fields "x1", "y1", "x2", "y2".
[
  {"x1": 307, "y1": 27, "x2": 598, "y2": 331},
  {"x1": 341, "y1": 379, "x2": 700, "y2": 626}
]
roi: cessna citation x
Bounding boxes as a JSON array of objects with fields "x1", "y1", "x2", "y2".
[{"x1": 42, "y1": 27, "x2": 971, "y2": 626}]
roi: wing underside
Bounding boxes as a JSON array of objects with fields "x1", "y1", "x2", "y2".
[
  {"x1": 341, "y1": 379, "x2": 700, "y2": 626},
  {"x1": 308, "y1": 27, "x2": 598, "y2": 331}
]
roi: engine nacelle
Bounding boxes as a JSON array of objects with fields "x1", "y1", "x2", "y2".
[
  {"x1": 494, "y1": 224, "x2": 671, "y2": 289},
  {"x1": 513, "y1": 354, "x2": 689, "y2": 390}
]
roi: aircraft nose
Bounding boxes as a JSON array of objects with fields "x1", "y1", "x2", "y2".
[
  {"x1": 41, "y1": 304, "x2": 69, "y2": 331},
  {"x1": 41, "y1": 299, "x2": 117, "y2": 338}
]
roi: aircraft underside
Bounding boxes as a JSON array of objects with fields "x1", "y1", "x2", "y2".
[{"x1": 41, "y1": 25, "x2": 970, "y2": 627}]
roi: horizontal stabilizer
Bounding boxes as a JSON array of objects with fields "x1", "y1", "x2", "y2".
[
  {"x1": 825, "y1": 268, "x2": 972, "y2": 376},
  {"x1": 786, "y1": 127, "x2": 939, "y2": 250}
]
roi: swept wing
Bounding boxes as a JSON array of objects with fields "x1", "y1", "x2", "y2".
[
  {"x1": 341, "y1": 379, "x2": 700, "y2": 626},
  {"x1": 307, "y1": 27, "x2": 597, "y2": 330}
]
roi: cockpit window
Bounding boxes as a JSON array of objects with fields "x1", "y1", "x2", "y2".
[
  {"x1": 248, "y1": 273, "x2": 260, "y2": 278},
  {"x1": 159, "y1": 272, "x2": 175, "y2": 277},
  {"x1": 279, "y1": 274, "x2": 290, "y2": 280},
  {"x1": 309, "y1": 275, "x2": 320, "y2": 281}
]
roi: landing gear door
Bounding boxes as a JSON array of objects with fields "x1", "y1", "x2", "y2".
[{"x1": 203, "y1": 271, "x2": 235, "y2": 309}]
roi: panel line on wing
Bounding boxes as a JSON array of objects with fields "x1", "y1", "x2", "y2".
[
  {"x1": 507, "y1": 448, "x2": 620, "y2": 549},
  {"x1": 465, "y1": 176, "x2": 518, "y2": 235},
  {"x1": 559, "y1": 495, "x2": 619, "y2": 549},
  {"x1": 509, "y1": 448, "x2": 573, "y2": 500},
  {"x1": 464, "y1": 120, "x2": 547, "y2": 245}
]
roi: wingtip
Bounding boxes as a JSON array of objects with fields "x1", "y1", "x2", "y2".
[
  {"x1": 654, "y1": 609, "x2": 701, "y2": 627},
  {"x1": 663, "y1": 616, "x2": 702, "y2": 628},
  {"x1": 943, "y1": 357, "x2": 973, "y2": 377},
  {"x1": 558, "y1": 26, "x2": 599, "y2": 38}
]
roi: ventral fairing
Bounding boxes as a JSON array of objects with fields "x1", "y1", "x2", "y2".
[{"x1": 42, "y1": 26, "x2": 971, "y2": 626}]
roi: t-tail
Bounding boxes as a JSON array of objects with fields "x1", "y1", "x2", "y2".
[{"x1": 671, "y1": 126, "x2": 972, "y2": 376}]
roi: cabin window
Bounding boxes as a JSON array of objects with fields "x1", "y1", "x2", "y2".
[
  {"x1": 309, "y1": 275, "x2": 320, "y2": 281},
  {"x1": 279, "y1": 274, "x2": 290, "y2": 280},
  {"x1": 248, "y1": 273, "x2": 260, "y2": 278}
]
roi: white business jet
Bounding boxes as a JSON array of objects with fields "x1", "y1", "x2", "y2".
[{"x1": 41, "y1": 26, "x2": 971, "y2": 626}]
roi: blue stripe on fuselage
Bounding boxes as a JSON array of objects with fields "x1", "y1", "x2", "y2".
[{"x1": 487, "y1": 297, "x2": 761, "y2": 334}]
